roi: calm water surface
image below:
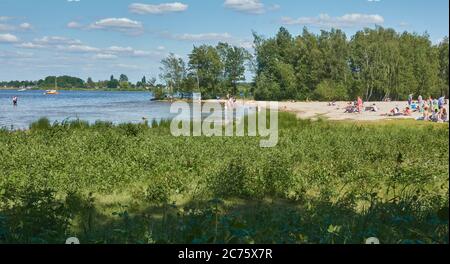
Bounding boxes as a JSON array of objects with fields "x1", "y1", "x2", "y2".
[{"x1": 0, "y1": 90, "x2": 254, "y2": 130}]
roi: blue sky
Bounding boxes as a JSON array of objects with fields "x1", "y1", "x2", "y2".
[{"x1": 0, "y1": 0, "x2": 448, "y2": 83}]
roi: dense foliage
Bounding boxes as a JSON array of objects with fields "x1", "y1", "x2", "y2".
[
  {"x1": 253, "y1": 27, "x2": 449, "y2": 101},
  {"x1": 2, "y1": 26, "x2": 448, "y2": 101},
  {"x1": 0, "y1": 114, "x2": 448, "y2": 244}
]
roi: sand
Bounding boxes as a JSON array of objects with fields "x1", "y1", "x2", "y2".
[{"x1": 205, "y1": 99, "x2": 449, "y2": 122}]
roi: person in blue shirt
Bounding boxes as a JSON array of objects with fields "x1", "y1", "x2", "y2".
[{"x1": 438, "y1": 96, "x2": 446, "y2": 109}]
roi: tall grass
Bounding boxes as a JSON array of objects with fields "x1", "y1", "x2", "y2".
[{"x1": 0, "y1": 113, "x2": 448, "y2": 244}]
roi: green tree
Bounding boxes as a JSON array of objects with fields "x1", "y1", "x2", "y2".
[
  {"x1": 159, "y1": 53, "x2": 187, "y2": 94},
  {"x1": 107, "y1": 75, "x2": 119, "y2": 89},
  {"x1": 216, "y1": 42, "x2": 251, "y2": 95},
  {"x1": 189, "y1": 45, "x2": 223, "y2": 97},
  {"x1": 438, "y1": 37, "x2": 449, "y2": 97},
  {"x1": 86, "y1": 77, "x2": 95, "y2": 89}
]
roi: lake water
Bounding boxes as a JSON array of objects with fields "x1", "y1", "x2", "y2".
[{"x1": 0, "y1": 90, "x2": 254, "y2": 130}]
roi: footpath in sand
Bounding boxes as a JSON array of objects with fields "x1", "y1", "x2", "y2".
[{"x1": 207, "y1": 100, "x2": 448, "y2": 122}]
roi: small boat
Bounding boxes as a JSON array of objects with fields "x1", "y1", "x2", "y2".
[
  {"x1": 18, "y1": 88, "x2": 27, "y2": 92},
  {"x1": 44, "y1": 77, "x2": 59, "y2": 95},
  {"x1": 45, "y1": 90, "x2": 59, "y2": 95}
]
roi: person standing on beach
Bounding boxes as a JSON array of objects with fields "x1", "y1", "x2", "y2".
[
  {"x1": 408, "y1": 94, "x2": 413, "y2": 106},
  {"x1": 357, "y1": 97, "x2": 363, "y2": 113},
  {"x1": 12, "y1": 96, "x2": 18, "y2": 107}
]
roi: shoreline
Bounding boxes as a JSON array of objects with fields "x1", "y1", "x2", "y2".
[{"x1": 204, "y1": 99, "x2": 449, "y2": 122}]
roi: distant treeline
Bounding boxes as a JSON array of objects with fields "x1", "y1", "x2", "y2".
[{"x1": 0, "y1": 75, "x2": 157, "y2": 90}]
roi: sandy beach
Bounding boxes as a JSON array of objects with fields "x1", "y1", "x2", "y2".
[{"x1": 206, "y1": 99, "x2": 449, "y2": 122}]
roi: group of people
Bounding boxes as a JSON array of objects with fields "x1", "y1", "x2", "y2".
[
  {"x1": 341, "y1": 94, "x2": 448, "y2": 123},
  {"x1": 412, "y1": 95, "x2": 448, "y2": 123},
  {"x1": 385, "y1": 95, "x2": 448, "y2": 122},
  {"x1": 344, "y1": 97, "x2": 364, "y2": 113}
]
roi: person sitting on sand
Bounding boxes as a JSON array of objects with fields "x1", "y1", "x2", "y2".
[
  {"x1": 430, "y1": 109, "x2": 439, "y2": 122},
  {"x1": 403, "y1": 107, "x2": 412, "y2": 116},
  {"x1": 344, "y1": 102, "x2": 356, "y2": 113},
  {"x1": 388, "y1": 106, "x2": 401, "y2": 116},
  {"x1": 366, "y1": 104, "x2": 378, "y2": 112},
  {"x1": 438, "y1": 108, "x2": 448, "y2": 123}
]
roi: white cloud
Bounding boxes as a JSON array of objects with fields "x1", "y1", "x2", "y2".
[
  {"x1": 224, "y1": 0, "x2": 266, "y2": 14},
  {"x1": 19, "y1": 22, "x2": 32, "y2": 30},
  {"x1": 34, "y1": 36, "x2": 82, "y2": 45},
  {"x1": 0, "y1": 50, "x2": 33, "y2": 58},
  {"x1": 57, "y1": 44, "x2": 100, "y2": 53},
  {"x1": 367, "y1": 0, "x2": 381, "y2": 2},
  {"x1": 106, "y1": 46, "x2": 135, "y2": 53},
  {"x1": 16, "y1": 42, "x2": 45, "y2": 49},
  {"x1": 0, "y1": 23, "x2": 15, "y2": 31},
  {"x1": 114, "y1": 64, "x2": 140, "y2": 70},
  {"x1": 67, "y1": 21, "x2": 82, "y2": 29},
  {"x1": 281, "y1": 13, "x2": 384, "y2": 28},
  {"x1": 89, "y1": 18, "x2": 144, "y2": 34},
  {"x1": 0, "y1": 16, "x2": 11, "y2": 22},
  {"x1": 0, "y1": 33, "x2": 19, "y2": 43},
  {"x1": 171, "y1": 32, "x2": 233, "y2": 41},
  {"x1": 67, "y1": 0, "x2": 81, "y2": 2},
  {"x1": 105, "y1": 45, "x2": 163, "y2": 58},
  {"x1": 157, "y1": 46, "x2": 166, "y2": 51},
  {"x1": 129, "y1": 2, "x2": 188, "y2": 14},
  {"x1": 93, "y1": 53, "x2": 118, "y2": 60}
]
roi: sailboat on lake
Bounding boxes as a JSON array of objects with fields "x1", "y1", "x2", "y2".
[{"x1": 45, "y1": 77, "x2": 60, "y2": 95}]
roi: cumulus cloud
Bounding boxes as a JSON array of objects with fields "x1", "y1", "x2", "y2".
[
  {"x1": 16, "y1": 42, "x2": 45, "y2": 49},
  {"x1": 170, "y1": 32, "x2": 233, "y2": 41},
  {"x1": 0, "y1": 23, "x2": 15, "y2": 31},
  {"x1": 58, "y1": 44, "x2": 100, "y2": 53},
  {"x1": 0, "y1": 50, "x2": 33, "y2": 58},
  {"x1": 104, "y1": 45, "x2": 163, "y2": 58},
  {"x1": 114, "y1": 64, "x2": 140, "y2": 70},
  {"x1": 224, "y1": 0, "x2": 266, "y2": 14},
  {"x1": 19, "y1": 22, "x2": 32, "y2": 30},
  {"x1": 34, "y1": 36, "x2": 82, "y2": 45},
  {"x1": 89, "y1": 18, "x2": 144, "y2": 34},
  {"x1": 93, "y1": 53, "x2": 118, "y2": 60},
  {"x1": 281, "y1": 13, "x2": 384, "y2": 28},
  {"x1": 0, "y1": 33, "x2": 19, "y2": 43},
  {"x1": 129, "y1": 2, "x2": 188, "y2": 14},
  {"x1": 67, "y1": 21, "x2": 82, "y2": 29}
]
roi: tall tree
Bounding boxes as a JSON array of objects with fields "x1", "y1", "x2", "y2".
[
  {"x1": 188, "y1": 45, "x2": 223, "y2": 97},
  {"x1": 159, "y1": 53, "x2": 187, "y2": 94},
  {"x1": 438, "y1": 37, "x2": 449, "y2": 97},
  {"x1": 86, "y1": 77, "x2": 95, "y2": 89},
  {"x1": 216, "y1": 42, "x2": 251, "y2": 95}
]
